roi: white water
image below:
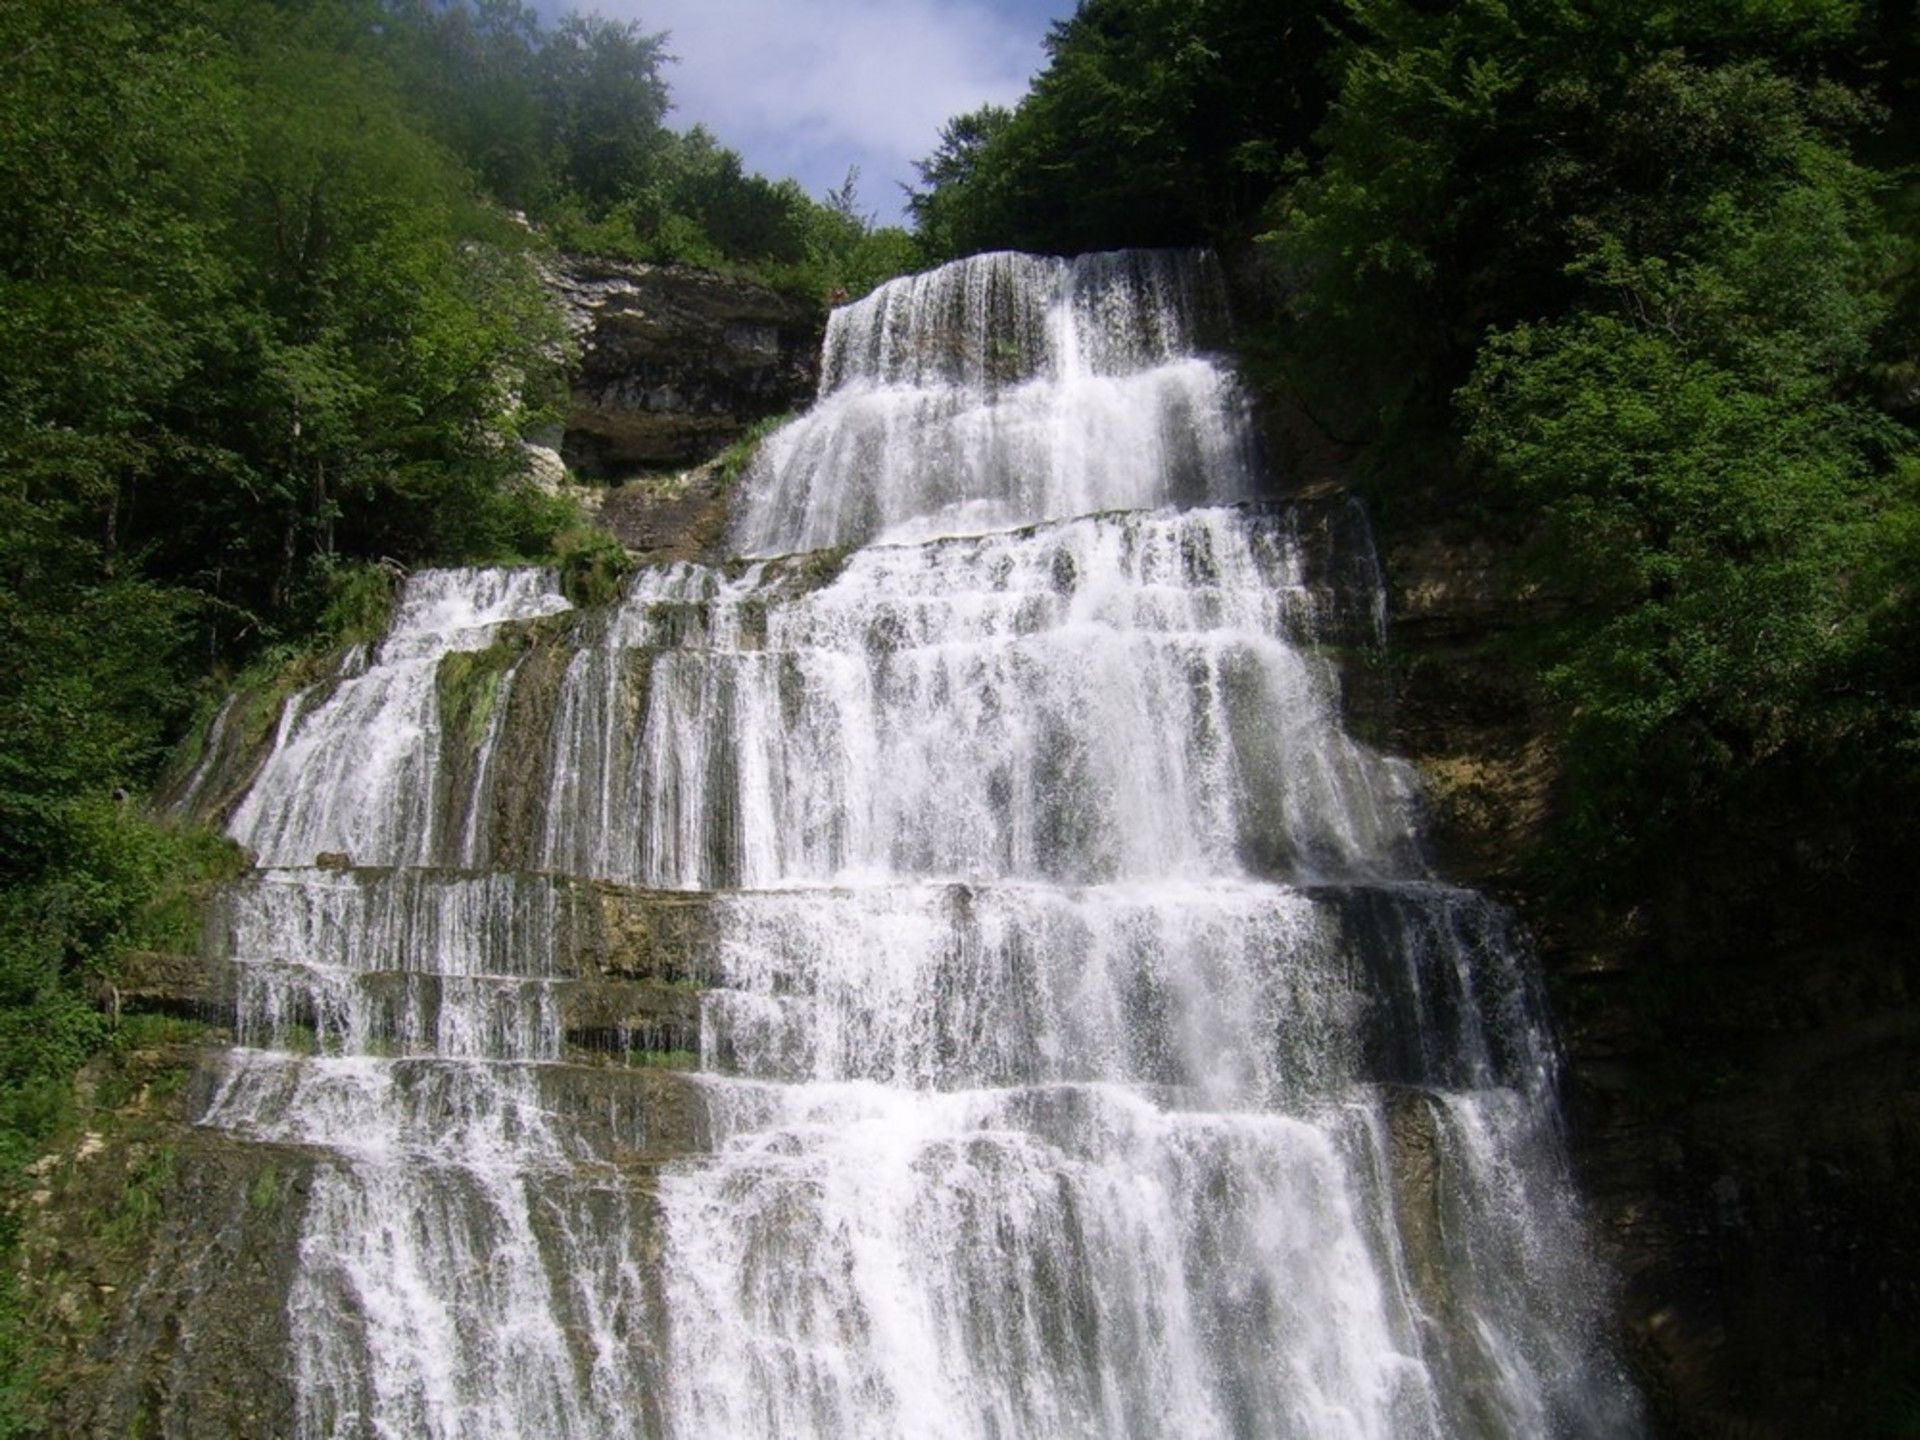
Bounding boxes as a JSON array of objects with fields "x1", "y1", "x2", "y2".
[
  {"x1": 195, "y1": 249, "x2": 1639, "y2": 1437},
  {"x1": 731, "y1": 250, "x2": 1253, "y2": 553},
  {"x1": 228, "y1": 569, "x2": 570, "y2": 868}
]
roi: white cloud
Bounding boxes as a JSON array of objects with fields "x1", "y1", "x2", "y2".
[{"x1": 588, "y1": 0, "x2": 1060, "y2": 220}]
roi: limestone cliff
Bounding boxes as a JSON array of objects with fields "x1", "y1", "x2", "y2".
[{"x1": 551, "y1": 255, "x2": 822, "y2": 481}]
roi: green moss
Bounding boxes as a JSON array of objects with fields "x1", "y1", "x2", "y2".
[
  {"x1": 634, "y1": 1048, "x2": 698, "y2": 1071},
  {"x1": 437, "y1": 641, "x2": 521, "y2": 755},
  {"x1": 0, "y1": 1038, "x2": 205, "y2": 1434},
  {"x1": 986, "y1": 331, "x2": 1026, "y2": 383},
  {"x1": 249, "y1": 1162, "x2": 280, "y2": 1213},
  {"x1": 154, "y1": 700, "x2": 219, "y2": 798},
  {"x1": 111, "y1": 1014, "x2": 211, "y2": 1054},
  {"x1": 716, "y1": 413, "x2": 792, "y2": 490},
  {"x1": 793, "y1": 544, "x2": 851, "y2": 591},
  {"x1": 315, "y1": 561, "x2": 398, "y2": 649},
  {"x1": 163, "y1": 564, "x2": 402, "y2": 799},
  {"x1": 119, "y1": 823, "x2": 249, "y2": 958},
  {"x1": 463, "y1": 667, "x2": 504, "y2": 749},
  {"x1": 274, "y1": 1021, "x2": 321, "y2": 1057},
  {"x1": 227, "y1": 643, "x2": 346, "y2": 752},
  {"x1": 103, "y1": 1144, "x2": 176, "y2": 1246}
]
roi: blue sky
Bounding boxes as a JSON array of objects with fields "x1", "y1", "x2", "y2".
[{"x1": 534, "y1": 0, "x2": 1076, "y2": 223}]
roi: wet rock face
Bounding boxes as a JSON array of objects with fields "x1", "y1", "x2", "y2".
[
  {"x1": 15, "y1": 1044, "x2": 305, "y2": 1440},
  {"x1": 590, "y1": 458, "x2": 737, "y2": 563},
  {"x1": 18, "y1": 1040, "x2": 714, "y2": 1438},
  {"x1": 1360, "y1": 509, "x2": 1920, "y2": 1440},
  {"x1": 554, "y1": 255, "x2": 823, "y2": 479},
  {"x1": 118, "y1": 869, "x2": 720, "y2": 1063}
]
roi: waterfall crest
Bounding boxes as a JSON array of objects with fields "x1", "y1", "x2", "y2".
[
  {"x1": 730, "y1": 250, "x2": 1253, "y2": 554},
  {"x1": 192, "y1": 249, "x2": 1640, "y2": 1438}
]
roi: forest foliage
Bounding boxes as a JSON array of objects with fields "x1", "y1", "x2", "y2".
[
  {"x1": 912, "y1": 0, "x2": 1920, "y2": 947},
  {"x1": 0, "y1": 2, "x2": 913, "y2": 1405}
]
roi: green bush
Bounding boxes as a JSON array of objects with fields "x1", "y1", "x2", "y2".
[
  {"x1": 555, "y1": 526, "x2": 635, "y2": 609},
  {"x1": 715, "y1": 413, "x2": 794, "y2": 490}
]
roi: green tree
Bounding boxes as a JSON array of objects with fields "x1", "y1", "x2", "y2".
[
  {"x1": 384, "y1": 0, "x2": 556, "y2": 209},
  {"x1": 1452, "y1": 51, "x2": 1915, "y2": 921},
  {"x1": 909, "y1": 0, "x2": 1343, "y2": 257},
  {"x1": 908, "y1": 105, "x2": 1015, "y2": 258},
  {"x1": 1265, "y1": 0, "x2": 1871, "y2": 445},
  {"x1": 538, "y1": 12, "x2": 673, "y2": 207}
]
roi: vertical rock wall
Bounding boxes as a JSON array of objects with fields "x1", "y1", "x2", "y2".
[
  {"x1": 1359, "y1": 511, "x2": 1920, "y2": 1439},
  {"x1": 552, "y1": 256, "x2": 822, "y2": 481}
]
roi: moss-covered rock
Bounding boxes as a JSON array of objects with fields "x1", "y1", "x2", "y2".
[
  {"x1": 7, "y1": 1032, "x2": 306, "y2": 1439},
  {"x1": 6, "y1": 1016, "x2": 721, "y2": 1436},
  {"x1": 555, "y1": 525, "x2": 636, "y2": 609},
  {"x1": 155, "y1": 646, "x2": 361, "y2": 832}
]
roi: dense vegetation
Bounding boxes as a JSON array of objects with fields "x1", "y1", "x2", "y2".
[
  {"x1": 382, "y1": 0, "x2": 920, "y2": 290},
  {"x1": 912, "y1": 0, "x2": 1919, "y2": 951},
  {"x1": 0, "y1": 1, "x2": 913, "y2": 1416}
]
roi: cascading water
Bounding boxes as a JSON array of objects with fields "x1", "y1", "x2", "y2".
[{"x1": 188, "y1": 249, "x2": 1640, "y2": 1437}]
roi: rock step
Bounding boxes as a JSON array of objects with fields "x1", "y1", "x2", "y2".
[
  {"x1": 115, "y1": 956, "x2": 702, "y2": 1062},
  {"x1": 241, "y1": 963, "x2": 700, "y2": 1061},
  {"x1": 191, "y1": 1053, "x2": 713, "y2": 1168},
  {"x1": 206, "y1": 868, "x2": 720, "y2": 986}
]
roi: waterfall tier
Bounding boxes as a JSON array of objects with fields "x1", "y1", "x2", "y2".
[
  {"x1": 730, "y1": 250, "x2": 1254, "y2": 554},
  {"x1": 180, "y1": 249, "x2": 1640, "y2": 1438}
]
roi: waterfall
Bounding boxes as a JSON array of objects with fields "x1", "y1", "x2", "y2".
[
  {"x1": 194, "y1": 250, "x2": 1640, "y2": 1437},
  {"x1": 729, "y1": 250, "x2": 1253, "y2": 554}
]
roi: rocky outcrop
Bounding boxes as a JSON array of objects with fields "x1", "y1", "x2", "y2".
[
  {"x1": 553, "y1": 255, "x2": 822, "y2": 480},
  {"x1": 1361, "y1": 506, "x2": 1920, "y2": 1439},
  {"x1": 12, "y1": 1035, "x2": 716, "y2": 1438},
  {"x1": 13, "y1": 1041, "x2": 305, "y2": 1439},
  {"x1": 587, "y1": 455, "x2": 738, "y2": 564},
  {"x1": 115, "y1": 871, "x2": 718, "y2": 1063}
]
